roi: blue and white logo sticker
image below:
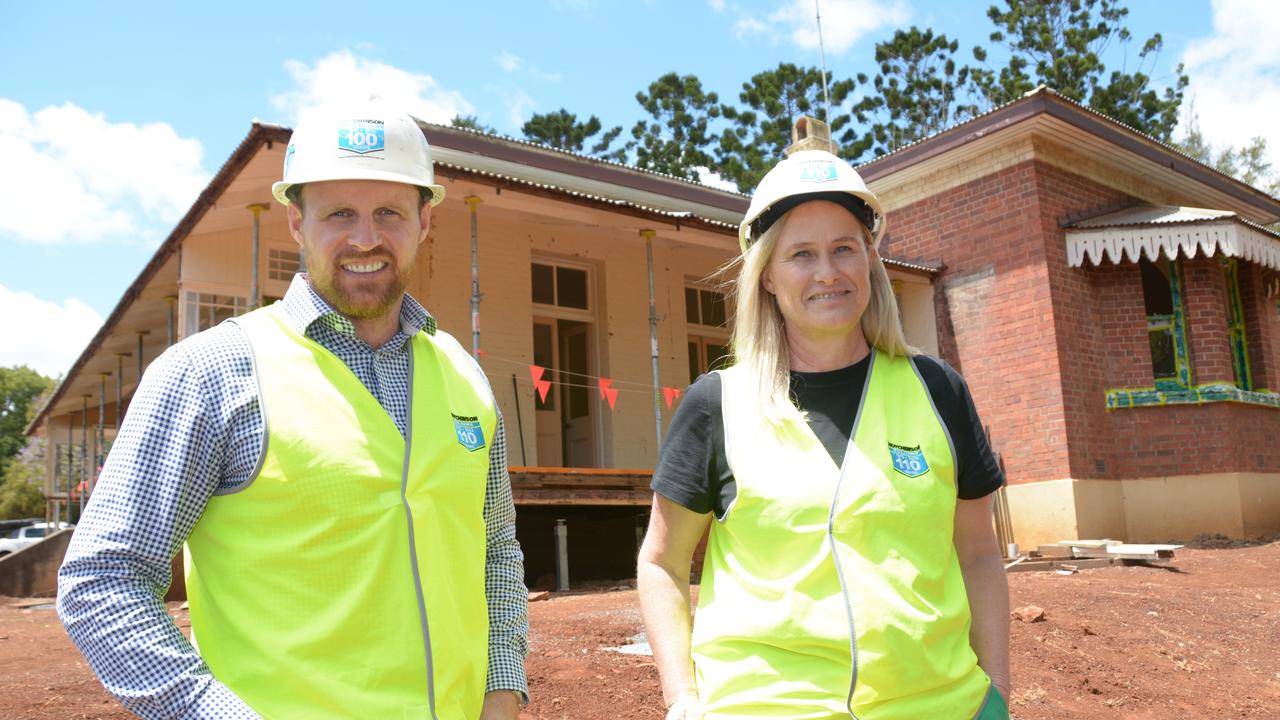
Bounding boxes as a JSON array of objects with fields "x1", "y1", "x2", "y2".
[
  {"x1": 452, "y1": 414, "x2": 486, "y2": 452},
  {"x1": 797, "y1": 160, "x2": 839, "y2": 183},
  {"x1": 888, "y1": 443, "x2": 929, "y2": 478},
  {"x1": 337, "y1": 119, "x2": 385, "y2": 155},
  {"x1": 283, "y1": 143, "x2": 297, "y2": 175}
]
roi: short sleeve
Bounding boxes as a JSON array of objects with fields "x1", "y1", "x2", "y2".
[
  {"x1": 914, "y1": 356, "x2": 1004, "y2": 500},
  {"x1": 651, "y1": 373, "x2": 723, "y2": 515}
]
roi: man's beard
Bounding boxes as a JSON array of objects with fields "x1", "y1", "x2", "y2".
[{"x1": 310, "y1": 252, "x2": 413, "y2": 320}]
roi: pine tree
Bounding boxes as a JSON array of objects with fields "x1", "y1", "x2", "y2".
[
  {"x1": 522, "y1": 109, "x2": 626, "y2": 162},
  {"x1": 628, "y1": 73, "x2": 723, "y2": 181}
]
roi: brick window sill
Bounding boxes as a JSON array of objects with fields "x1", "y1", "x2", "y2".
[{"x1": 1106, "y1": 385, "x2": 1280, "y2": 410}]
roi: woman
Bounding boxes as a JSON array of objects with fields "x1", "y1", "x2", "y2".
[{"x1": 637, "y1": 149, "x2": 1010, "y2": 720}]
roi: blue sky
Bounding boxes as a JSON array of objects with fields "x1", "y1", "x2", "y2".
[{"x1": 2, "y1": 0, "x2": 1276, "y2": 377}]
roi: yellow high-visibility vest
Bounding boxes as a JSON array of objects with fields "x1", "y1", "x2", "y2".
[
  {"x1": 185, "y1": 303, "x2": 495, "y2": 719},
  {"x1": 693, "y1": 351, "x2": 994, "y2": 719}
]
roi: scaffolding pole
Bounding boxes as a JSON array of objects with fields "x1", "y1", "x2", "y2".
[
  {"x1": 247, "y1": 203, "x2": 270, "y2": 309},
  {"x1": 640, "y1": 229, "x2": 663, "y2": 454},
  {"x1": 465, "y1": 196, "x2": 483, "y2": 359}
]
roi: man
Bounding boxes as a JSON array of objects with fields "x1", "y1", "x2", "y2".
[{"x1": 57, "y1": 102, "x2": 529, "y2": 719}]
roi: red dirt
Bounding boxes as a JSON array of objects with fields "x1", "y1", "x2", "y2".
[{"x1": 3, "y1": 541, "x2": 1278, "y2": 719}]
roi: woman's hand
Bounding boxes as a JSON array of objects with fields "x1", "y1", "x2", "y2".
[{"x1": 664, "y1": 690, "x2": 704, "y2": 720}]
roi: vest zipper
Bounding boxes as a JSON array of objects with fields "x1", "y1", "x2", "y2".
[
  {"x1": 399, "y1": 348, "x2": 440, "y2": 719},
  {"x1": 826, "y1": 351, "x2": 877, "y2": 719}
]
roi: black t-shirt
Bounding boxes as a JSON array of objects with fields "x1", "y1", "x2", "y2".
[{"x1": 652, "y1": 354, "x2": 1004, "y2": 518}]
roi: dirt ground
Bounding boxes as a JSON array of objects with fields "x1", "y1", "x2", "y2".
[{"x1": 3, "y1": 539, "x2": 1278, "y2": 719}]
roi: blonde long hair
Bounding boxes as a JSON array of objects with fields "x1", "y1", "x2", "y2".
[{"x1": 725, "y1": 208, "x2": 917, "y2": 427}]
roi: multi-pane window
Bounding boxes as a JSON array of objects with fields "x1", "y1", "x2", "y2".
[
  {"x1": 186, "y1": 292, "x2": 249, "y2": 336},
  {"x1": 685, "y1": 287, "x2": 727, "y2": 328},
  {"x1": 1222, "y1": 258, "x2": 1253, "y2": 391},
  {"x1": 1139, "y1": 257, "x2": 1190, "y2": 389},
  {"x1": 532, "y1": 262, "x2": 590, "y2": 310},
  {"x1": 686, "y1": 285, "x2": 730, "y2": 382},
  {"x1": 268, "y1": 248, "x2": 302, "y2": 281},
  {"x1": 688, "y1": 337, "x2": 731, "y2": 384}
]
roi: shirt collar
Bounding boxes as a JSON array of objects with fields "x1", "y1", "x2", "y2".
[{"x1": 278, "y1": 273, "x2": 437, "y2": 341}]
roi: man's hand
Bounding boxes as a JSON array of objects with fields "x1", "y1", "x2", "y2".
[{"x1": 479, "y1": 690, "x2": 522, "y2": 720}]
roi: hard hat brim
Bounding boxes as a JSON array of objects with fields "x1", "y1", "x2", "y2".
[{"x1": 272, "y1": 173, "x2": 446, "y2": 207}]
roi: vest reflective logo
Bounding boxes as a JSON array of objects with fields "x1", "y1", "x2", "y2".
[
  {"x1": 888, "y1": 442, "x2": 929, "y2": 478},
  {"x1": 453, "y1": 413, "x2": 486, "y2": 451},
  {"x1": 338, "y1": 120, "x2": 385, "y2": 155}
]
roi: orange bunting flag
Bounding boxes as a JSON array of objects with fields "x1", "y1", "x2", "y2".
[
  {"x1": 662, "y1": 386, "x2": 683, "y2": 408},
  {"x1": 477, "y1": 349, "x2": 488, "y2": 358},
  {"x1": 528, "y1": 365, "x2": 552, "y2": 403},
  {"x1": 598, "y1": 378, "x2": 618, "y2": 410}
]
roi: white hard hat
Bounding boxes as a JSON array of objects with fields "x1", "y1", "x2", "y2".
[
  {"x1": 739, "y1": 150, "x2": 884, "y2": 254},
  {"x1": 271, "y1": 102, "x2": 446, "y2": 207}
]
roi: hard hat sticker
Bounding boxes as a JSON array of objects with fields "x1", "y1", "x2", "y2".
[
  {"x1": 283, "y1": 144, "x2": 296, "y2": 175},
  {"x1": 337, "y1": 119, "x2": 386, "y2": 155},
  {"x1": 797, "y1": 161, "x2": 838, "y2": 183},
  {"x1": 888, "y1": 443, "x2": 929, "y2": 478}
]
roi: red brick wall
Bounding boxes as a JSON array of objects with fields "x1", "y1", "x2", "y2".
[
  {"x1": 1242, "y1": 263, "x2": 1276, "y2": 391},
  {"x1": 885, "y1": 160, "x2": 1130, "y2": 483},
  {"x1": 1181, "y1": 257, "x2": 1236, "y2": 385},
  {"x1": 888, "y1": 158, "x2": 1280, "y2": 484}
]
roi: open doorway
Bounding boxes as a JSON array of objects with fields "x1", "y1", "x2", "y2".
[{"x1": 532, "y1": 318, "x2": 596, "y2": 467}]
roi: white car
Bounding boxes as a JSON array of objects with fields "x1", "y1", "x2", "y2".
[{"x1": 0, "y1": 522, "x2": 73, "y2": 557}]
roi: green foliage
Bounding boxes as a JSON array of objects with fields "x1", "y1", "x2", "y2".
[
  {"x1": 857, "y1": 27, "x2": 979, "y2": 159},
  {"x1": 522, "y1": 109, "x2": 627, "y2": 162},
  {"x1": 0, "y1": 366, "x2": 53, "y2": 480},
  {"x1": 1175, "y1": 109, "x2": 1280, "y2": 198},
  {"x1": 450, "y1": 114, "x2": 497, "y2": 134},
  {"x1": 716, "y1": 63, "x2": 861, "y2": 191},
  {"x1": 0, "y1": 437, "x2": 47, "y2": 520},
  {"x1": 629, "y1": 73, "x2": 722, "y2": 181},
  {"x1": 971, "y1": 0, "x2": 1187, "y2": 140}
]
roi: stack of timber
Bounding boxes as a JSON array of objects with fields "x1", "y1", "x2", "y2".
[
  {"x1": 509, "y1": 466, "x2": 652, "y2": 506},
  {"x1": 1005, "y1": 539, "x2": 1181, "y2": 573}
]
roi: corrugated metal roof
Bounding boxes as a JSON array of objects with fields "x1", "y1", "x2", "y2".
[{"x1": 1067, "y1": 205, "x2": 1237, "y2": 228}]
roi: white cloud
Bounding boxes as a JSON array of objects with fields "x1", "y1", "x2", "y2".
[
  {"x1": 709, "y1": 0, "x2": 727, "y2": 12},
  {"x1": 496, "y1": 51, "x2": 523, "y2": 72},
  {"x1": 271, "y1": 50, "x2": 474, "y2": 125},
  {"x1": 735, "y1": 0, "x2": 910, "y2": 54},
  {"x1": 0, "y1": 284, "x2": 103, "y2": 378},
  {"x1": 0, "y1": 99, "x2": 208, "y2": 245},
  {"x1": 506, "y1": 90, "x2": 537, "y2": 129},
  {"x1": 693, "y1": 166, "x2": 741, "y2": 193},
  {"x1": 734, "y1": 16, "x2": 769, "y2": 39},
  {"x1": 1178, "y1": 0, "x2": 1280, "y2": 169}
]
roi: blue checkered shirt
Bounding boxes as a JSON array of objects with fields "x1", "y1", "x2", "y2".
[{"x1": 57, "y1": 275, "x2": 529, "y2": 719}]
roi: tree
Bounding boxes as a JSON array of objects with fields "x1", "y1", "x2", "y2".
[
  {"x1": 628, "y1": 73, "x2": 723, "y2": 181},
  {"x1": 1175, "y1": 108, "x2": 1280, "y2": 199},
  {"x1": 971, "y1": 0, "x2": 1188, "y2": 141},
  {"x1": 522, "y1": 109, "x2": 627, "y2": 162},
  {"x1": 717, "y1": 63, "x2": 862, "y2": 191},
  {"x1": 450, "y1": 114, "x2": 497, "y2": 134},
  {"x1": 0, "y1": 437, "x2": 46, "y2": 519},
  {"x1": 0, "y1": 366, "x2": 53, "y2": 480},
  {"x1": 857, "y1": 27, "x2": 979, "y2": 159}
]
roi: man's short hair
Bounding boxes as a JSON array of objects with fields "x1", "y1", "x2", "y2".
[{"x1": 286, "y1": 184, "x2": 433, "y2": 210}]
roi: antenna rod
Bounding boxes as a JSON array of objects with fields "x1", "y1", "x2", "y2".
[{"x1": 815, "y1": 0, "x2": 832, "y2": 121}]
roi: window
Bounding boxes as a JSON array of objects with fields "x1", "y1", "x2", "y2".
[
  {"x1": 685, "y1": 287, "x2": 727, "y2": 328},
  {"x1": 268, "y1": 248, "x2": 302, "y2": 281},
  {"x1": 688, "y1": 337, "x2": 731, "y2": 384},
  {"x1": 1139, "y1": 257, "x2": 1190, "y2": 389},
  {"x1": 686, "y1": 284, "x2": 730, "y2": 382},
  {"x1": 531, "y1": 262, "x2": 590, "y2": 310},
  {"x1": 1222, "y1": 258, "x2": 1253, "y2": 391},
  {"x1": 186, "y1": 292, "x2": 249, "y2": 336}
]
